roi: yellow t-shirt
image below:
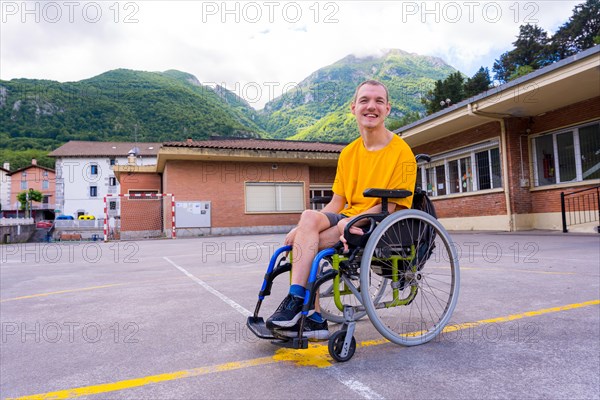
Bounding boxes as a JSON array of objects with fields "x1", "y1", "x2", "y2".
[{"x1": 332, "y1": 135, "x2": 416, "y2": 217}]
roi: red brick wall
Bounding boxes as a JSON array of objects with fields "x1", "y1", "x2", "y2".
[
  {"x1": 412, "y1": 121, "x2": 508, "y2": 218},
  {"x1": 529, "y1": 97, "x2": 600, "y2": 135},
  {"x1": 504, "y1": 118, "x2": 532, "y2": 215},
  {"x1": 309, "y1": 166, "x2": 337, "y2": 185},
  {"x1": 117, "y1": 173, "x2": 163, "y2": 232},
  {"x1": 531, "y1": 186, "x2": 599, "y2": 213},
  {"x1": 163, "y1": 160, "x2": 313, "y2": 228},
  {"x1": 118, "y1": 173, "x2": 161, "y2": 194}
]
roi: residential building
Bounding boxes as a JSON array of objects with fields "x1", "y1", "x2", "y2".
[
  {"x1": 49, "y1": 141, "x2": 161, "y2": 219},
  {"x1": 6, "y1": 159, "x2": 55, "y2": 217},
  {"x1": 396, "y1": 45, "x2": 600, "y2": 232}
]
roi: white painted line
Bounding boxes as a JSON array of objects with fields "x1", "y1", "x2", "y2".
[
  {"x1": 164, "y1": 257, "x2": 251, "y2": 317},
  {"x1": 326, "y1": 366, "x2": 386, "y2": 400}
]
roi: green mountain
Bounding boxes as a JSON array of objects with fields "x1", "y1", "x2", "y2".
[
  {"x1": 0, "y1": 69, "x2": 266, "y2": 168},
  {"x1": 261, "y1": 49, "x2": 456, "y2": 142},
  {"x1": 0, "y1": 50, "x2": 457, "y2": 169}
]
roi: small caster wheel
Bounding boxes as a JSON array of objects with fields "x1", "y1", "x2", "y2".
[{"x1": 328, "y1": 330, "x2": 356, "y2": 362}]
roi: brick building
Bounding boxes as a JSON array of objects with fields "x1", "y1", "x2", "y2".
[
  {"x1": 396, "y1": 45, "x2": 600, "y2": 232},
  {"x1": 113, "y1": 139, "x2": 342, "y2": 237}
]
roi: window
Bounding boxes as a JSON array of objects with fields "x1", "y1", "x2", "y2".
[
  {"x1": 42, "y1": 180, "x2": 49, "y2": 189},
  {"x1": 109, "y1": 201, "x2": 117, "y2": 210},
  {"x1": 246, "y1": 182, "x2": 304, "y2": 213},
  {"x1": 420, "y1": 141, "x2": 502, "y2": 197},
  {"x1": 109, "y1": 177, "x2": 117, "y2": 186},
  {"x1": 110, "y1": 158, "x2": 116, "y2": 166},
  {"x1": 90, "y1": 186, "x2": 97, "y2": 197},
  {"x1": 21, "y1": 181, "x2": 27, "y2": 190},
  {"x1": 310, "y1": 187, "x2": 333, "y2": 210},
  {"x1": 447, "y1": 156, "x2": 473, "y2": 194},
  {"x1": 42, "y1": 170, "x2": 48, "y2": 177},
  {"x1": 90, "y1": 164, "x2": 98, "y2": 175},
  {"x1": 475, "y1": 148, "x2": 502, "y2": 190},
  {"x1": 532, "y1": 121, "x2": 600, "y2": 186}
]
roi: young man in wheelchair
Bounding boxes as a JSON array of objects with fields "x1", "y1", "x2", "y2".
[{"x1": 266, "y1": 80, "x2": 417, "y2": 339}]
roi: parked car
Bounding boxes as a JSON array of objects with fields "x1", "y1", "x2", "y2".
[
  {"x1": 36, "y1": 220, "x2": 53, "y2": 229},
  {"x1": 78, "y1": 215, "x2": 95, "y2": 220},
  {"x1": 55, "y1": 215, "x2": 75, "y2": 220}
]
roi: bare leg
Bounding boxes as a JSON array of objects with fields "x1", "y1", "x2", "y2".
[{"x1": 290, "y1": 210, "x2": 332, "y2": 287}]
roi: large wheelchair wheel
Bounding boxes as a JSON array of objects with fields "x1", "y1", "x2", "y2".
[
  {"x1": 359, "y1": 209, "x2": 460, "y2": 346},
  {"x1": 318, "y1": 258, "x2": 367, "y2": 324}
]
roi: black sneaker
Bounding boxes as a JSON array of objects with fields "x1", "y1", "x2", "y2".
[
  {"x1": 266, "y1": 294, "x2": 304, "y2": 329},
  {"x1": 276, "y1": 318, "x2": 330, "y2": 341}
]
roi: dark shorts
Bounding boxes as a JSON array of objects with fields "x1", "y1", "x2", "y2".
[{"x1": 322, "y1": 212, "x2": 348, "y2": 228}]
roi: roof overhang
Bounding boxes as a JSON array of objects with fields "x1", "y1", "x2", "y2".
[
  {"x1": 397, "y1": 46, "x2": 600, "y2": 147},
  {"x1": 113, "y1": 164, "x2": 159, "y2": 180},
  {"x1": 154, "y1": 147, "x2": 340, "y2": 171}
]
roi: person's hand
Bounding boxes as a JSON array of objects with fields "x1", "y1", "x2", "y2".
[
  {"x1": 284, "y1": 227, "x2": 297, "y2": 247},
  {"x1": 337, "y1": 219, "x2": 363, "y2": 253}
]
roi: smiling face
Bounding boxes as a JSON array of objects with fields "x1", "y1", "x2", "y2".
[{"x1": 351, "y1": 83, "x2": 391, "y2": 131}]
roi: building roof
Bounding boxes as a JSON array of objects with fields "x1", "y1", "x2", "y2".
[
  {"x1": 8, "y1": 164, "x2": 55, "y2": 176},
  {"x1": 395, "y1": 45, "x2": 600, "y2": 147},
  {"x1": 163, "y1": 138, "x2": 346, "y2": 153},
  {"x1": 49, "y1": 141, "x2": 162, "y2": 157}
]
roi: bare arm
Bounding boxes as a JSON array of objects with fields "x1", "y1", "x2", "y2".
[{"x1": 320, "y1": 193, "x2": 346, "y2": 214}]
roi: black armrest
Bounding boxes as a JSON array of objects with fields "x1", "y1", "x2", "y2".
[
  {"x1": 310, "y1": 196, "x2": 332, "y2": 204},
  {"x1": 363, "y1": 188, "x2": 412, "y2": 199},
  {"x1": 415, "y1": 154, "x2": 431, "y2": 163}
]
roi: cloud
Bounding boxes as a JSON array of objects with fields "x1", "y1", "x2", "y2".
[{"x1": 0, "y1": 0, "x2": 580, "y2": 108}]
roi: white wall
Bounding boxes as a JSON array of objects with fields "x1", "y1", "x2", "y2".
[
  {"x1": 54, "y1": 156, "x2": 157, "y2": 218},
  {"x1": 0, "y1": 169, "x2": 11, "y2": 211}
]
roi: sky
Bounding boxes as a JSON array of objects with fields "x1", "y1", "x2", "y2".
[{"x1": 0, "y1": 0, "x2": 580, "y2": 109}]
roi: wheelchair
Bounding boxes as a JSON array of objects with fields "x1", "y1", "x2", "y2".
[{"x1": 247, "y1": 155, "x2": 460, "y2": 362}]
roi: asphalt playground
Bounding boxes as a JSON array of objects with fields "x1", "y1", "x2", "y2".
[{"x1": 1, "y1": 231, "x2": 599, "y2": 399}]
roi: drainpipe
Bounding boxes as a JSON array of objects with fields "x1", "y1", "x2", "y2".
[{"x1": 467, "y1": 103, "x2": 513, "y2": 231}]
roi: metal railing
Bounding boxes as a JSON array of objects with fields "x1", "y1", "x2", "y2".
[{"x1": 561, "y1": 186, "x2": 600, "y2": 233}]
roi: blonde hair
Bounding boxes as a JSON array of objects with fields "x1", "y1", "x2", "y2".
[{"x1": 353, "y1": 80, "x2": 389, "y2": 103}]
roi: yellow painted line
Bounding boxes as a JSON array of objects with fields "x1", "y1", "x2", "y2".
[
  {"x1": 442, "y1": 299, "x2": 600, "y2": 334},
  {"x1": 0, "y1": 277, "x2": 187, "y2": 303},
  {"x1": 458, "y1": 266, "x2": 577, "y2": 275},
  {"x1": 9, "y1": 299, "x2": 600, "y2": 400},
  {"x1": 10, "y1": 357, "x2": 276, "y2": 400},
  {"x1": 0, "y1": 270, "x2": 260, "y2": 303}
]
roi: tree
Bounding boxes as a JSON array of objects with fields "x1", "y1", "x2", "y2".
[
  {"x1": 421, "y1": 72, "x2": 465, "y2": 114},
  {"x1": 386, "y1": 111, "x2": 423, "y2": 131},
  {"x1": 17, "y1": 189, "x2": 43, "y2": 216},
  {"x1": 509, "y1": 65, "x2": 536, "y2": 81},
  {"x1": 464, "y1": 67, "x2": 492, "y2": 98},
  {"x1": 551, "y1": 0, "x2": 600, "y2": 59},
  {"x1": 493, "y1": 24, "x2": 555, "y2": 83}
]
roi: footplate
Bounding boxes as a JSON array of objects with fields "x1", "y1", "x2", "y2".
[
  {"x1": 246, "y1": 317, "x2": 309, "y2": 349},
  {"x1": 246, "y1": 316, "x2": 277, "y2": 339}
]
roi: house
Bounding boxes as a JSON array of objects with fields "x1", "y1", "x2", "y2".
[
  {"x1": 112, "y1": 138, "x2": 343, "y2": 237},
  {"x1": 0, "y1": 163, "x2": 10, "y2": 212},
  {"x1": 5, "y1": 159, "x2": 55, "y2": 219},
  {"x1": 48, "y1": 141, "x2": 161, "y2": 219},
  {"x1": 395, "y1": 45, "x2": 600, "y2": 232}
]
